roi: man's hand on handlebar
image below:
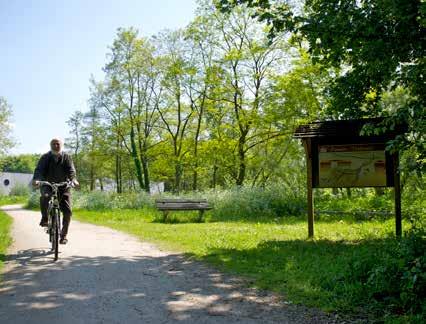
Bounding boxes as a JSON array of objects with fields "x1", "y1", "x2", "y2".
[
  {"x1": 32, "y1": 180, "x2": 40, "y2": 188},
  {"x1": 71, "y1": 179, "x2": 80, "y2": 190}
]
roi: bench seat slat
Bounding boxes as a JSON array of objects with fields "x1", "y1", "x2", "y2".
[
  {"x1": 156, "y1": 204, "x2": 212, "y2": 210},
  {"x1": 155, "y1": 199, "x2": 208, "y2": 203}
]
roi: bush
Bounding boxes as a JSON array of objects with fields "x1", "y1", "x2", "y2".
[
  {"x1": 73, "y1": 190, "x2": 154, "y2": 210},
  {"x1": 9, "y1": 184, "x2": 31, "y2": 196},
  {"x1": 337, "y1": 225, "x2": 426, "y2": 319},
  {"x1": 204, "y1": 185, "x2": 306, "y2": 221},
  {"x1": 26, "y1": 192, "x2": 40, "y2": 209},
  {"x1": 27, "y1": 190, "x2": 155, "y2": 211}
]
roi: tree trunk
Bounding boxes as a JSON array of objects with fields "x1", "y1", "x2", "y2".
[
  {"x1": 236, "y1": 132, "x2": 247, "y2": 186},
  {"x1": 142, "y1": 155, "x2": 150, "y2": 193},
  {"x1": 129, "y1": 127, "x2": 145, "y2": 190},
  {"x1": 212, "y1": 164, "x2": 218, "y2": 189},
  {"x1": 192, "y1": 101, "x2": 204, "y2": 191},
  {"x1": 192, "y1": 168, "x2": 198, "y2": 191},
  {"x1": 174, "y1": 162, "x2": 182, "y2": 193},
  {"x1": 90, "y1": 165, "x2": 94, "y2": 191},
  {"x1": 115, "y1": 154, "x2": 122, "y2": 193}
]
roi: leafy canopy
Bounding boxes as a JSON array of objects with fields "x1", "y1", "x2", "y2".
[{"x1": 217, "y1": 0, "x2": 425, "y2": 170}]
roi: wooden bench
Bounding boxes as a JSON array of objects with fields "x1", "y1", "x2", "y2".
[{"x1": 155, "y1": 198, "x2": 212, "y2": 222}]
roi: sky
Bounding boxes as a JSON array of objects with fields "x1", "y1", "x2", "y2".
[{"x1": 0, "y1": 0, "x2": 197, "y2": 154}]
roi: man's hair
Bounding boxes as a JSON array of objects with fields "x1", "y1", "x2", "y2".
[{"x1": 50, "y1": 138, "x2": 63, "y2": 145}]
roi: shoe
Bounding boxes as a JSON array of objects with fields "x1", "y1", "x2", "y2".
[
  {"x1": 59, "y1": 237, "x2": 68, "y2": 245},
  {"x1": 39, "y1": 220, "x2": 48, "y2": 227}
]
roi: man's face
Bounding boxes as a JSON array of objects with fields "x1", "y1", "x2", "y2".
[{"x1": 50, "y1": 140, "x2": 62, "y2": 153}]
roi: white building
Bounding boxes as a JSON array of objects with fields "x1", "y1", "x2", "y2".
[{"x1": 0, "y1": 172, "x2": 33, "y2": 195}]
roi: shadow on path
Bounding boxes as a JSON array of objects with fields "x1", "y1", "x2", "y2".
[{"x1": 0, "y1": 247, "x2": 341, "y2": 324}]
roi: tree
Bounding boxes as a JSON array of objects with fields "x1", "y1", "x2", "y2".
[
  {"x1": 1, "y1": 154, "x2": 39, "y2": 173},
  {"x1": 101, "y1": 28, "x2": 162, "y2": 192},
  {"x1": 199, "y1": 3, "x2": 292, "y2": 186},
  {"x1": 155, "y1": 30, "x2": 196, "y2": 192},
  {"x1": 89, "y1": 80, "x2": 127, "y2": 193},
  {"x1": 218, "y1": 0, "x2": 425, "y2": 171},
  {"x1": 0, "y1": 97, "x2": 15, "y2": 158},
  {"x1": 66, "y1": 111, "x2": 84, "y2": 173},
  {"x1": 184, "y1": 17, "x2": 217, "y2": 190}
]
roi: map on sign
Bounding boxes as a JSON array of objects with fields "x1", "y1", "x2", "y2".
[{"x1": 318, "y1": 144, "x2": 386, "y2": 187}]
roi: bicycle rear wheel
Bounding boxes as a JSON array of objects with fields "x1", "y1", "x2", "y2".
[{"x1": 51, "y1": 209, "x2": 59, "y2": 261}]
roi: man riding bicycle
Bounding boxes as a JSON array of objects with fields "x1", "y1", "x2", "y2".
[{"x1": 32, "y1": 138, "x2": 79, "y2": 245}]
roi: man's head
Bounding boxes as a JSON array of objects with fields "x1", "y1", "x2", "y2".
[{"x1": 50, "y1": 138, "x2": 63, "y2": 154}]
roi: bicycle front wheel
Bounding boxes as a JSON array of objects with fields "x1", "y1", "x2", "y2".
[{"x1": 51, "y1": 209, "x2": 60, "y2": 261}]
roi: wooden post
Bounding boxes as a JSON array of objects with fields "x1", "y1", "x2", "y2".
[
  {"x1": 304, "y1": 139, "x2": 314, "y2": 238},
  {"x1": 393, "y1": 152, "x2": 402, "y2": 237}
]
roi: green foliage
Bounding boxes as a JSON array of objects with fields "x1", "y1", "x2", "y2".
[
  {"x1": 8, "y1": 184, "x2": 31, "y2": 197},
  {"x1": 315, "y1": 189, "x2": 394, "y2": 220},
  {"x1": 397, "y1": 227, "x2": 426, "y2": 315},
  {"x1": 73, "y1": 191, "x2": 154, "y2": 210},
  {"x1": 27, "y1": 190, "x2": 154, "y2": 210},
  {"x1": 0, "y1": 154, "x2": 39, "y2": 173},
  {"x1": 218, "y1": 0, "x2": 425, "y2": 172},
  {"x1": 0, "y1": 96, "x2": 15, "y2": 157},
  {"x1": 26, "y1": 192, "x2": 39, "y2": 209},
  {"x1": 0, "y1": 210, "x2": 12, "y2": 274},
  {"x1": 76, "y1": 3, "x2": 322, "y2": 192},
  {"x1": 206, "y1": 185, "x2": 306, "y2": 221},
  {"x1": 0, "y1": 195, "x2": 27, "y2": 205}
]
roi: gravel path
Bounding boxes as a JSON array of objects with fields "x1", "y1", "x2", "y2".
[{"x1": 0, "y1": 205, "x2": 344, "y2": 324}]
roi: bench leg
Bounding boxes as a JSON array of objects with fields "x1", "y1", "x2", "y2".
[
  {"x1": 198, "y1": 210, "x2": 205, "y2": 223},
  {"x1": 163, "y1": 211, "x2": 169, "y2": 222}
]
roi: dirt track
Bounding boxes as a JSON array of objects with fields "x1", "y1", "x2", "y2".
[{"x1": 0, "y1": 205, "x2": 344, "y2": 324}]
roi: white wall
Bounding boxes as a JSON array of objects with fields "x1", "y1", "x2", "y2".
[
  {"x1": 150, "y1": 182, "x2": 164, "y2": 194},
  {"x1": 0, "y1": 172, "x2": 33, "y2": 195}
]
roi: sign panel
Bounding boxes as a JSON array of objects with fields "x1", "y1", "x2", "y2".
[{"x1": 318, "y1": 144, "x2": 387, "y2": 187}]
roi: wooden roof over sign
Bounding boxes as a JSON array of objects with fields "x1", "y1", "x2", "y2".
[{"x1": 293, "y1": 118, "x2": 406, "y2": 140}]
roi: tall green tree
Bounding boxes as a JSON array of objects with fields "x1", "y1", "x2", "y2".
[
  {"x1": 184, "y1": 18, "x2": 215, "y2": 190},
  {"x1": 66, "y1": 111, "x2": 84, "y2": 174},
  {"x1": 155, "y1": 30, "x2": 197, "y2": 192},
  {"x1": 102, "y1": 28, "x2": 162, "y2": 192},
  {"x1": 0, "y1": 97, "x2": 15, "y2": 158},
  {"x1": 218, "y1": 0, "x2": 425, "y2": 171},
  {"x1": 201, "y1": 3, "x2": 293, "y2": 185},
  {"x1": 89, "y1": 80, "x2": 126, "y2": 192}
]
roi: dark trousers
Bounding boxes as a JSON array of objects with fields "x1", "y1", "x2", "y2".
[{"x1": 40, "y1": 192, "x2": 72, "y2": 237}]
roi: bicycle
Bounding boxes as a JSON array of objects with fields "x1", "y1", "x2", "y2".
[{"x1": 37, "y1": 180, "x2": 73, "y2": 261}]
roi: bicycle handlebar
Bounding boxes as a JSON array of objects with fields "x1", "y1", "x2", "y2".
[{"x1": 35, "y1": 180, "x2": 75, "y2": 189}]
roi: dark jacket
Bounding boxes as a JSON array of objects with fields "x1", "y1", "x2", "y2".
[{"x1": 33, "y1": 151, "x2": 76, "y2": 185}]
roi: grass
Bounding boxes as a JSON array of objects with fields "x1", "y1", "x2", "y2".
[
  {"x1": 73, "y1": 207, "x2": 417, "y2": 322},
  {"x1": 0, "y1": 196, "x2": 27, "y2": 206},
  {"x1": 0, "y1": 210, "x2": 12, "y2": 271},
  {"x1": 0, "y1": 196, "x2": 26, "y2": 275}
]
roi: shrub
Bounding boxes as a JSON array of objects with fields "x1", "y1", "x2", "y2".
[
  {"x1": 338, "y1": 226, "x2": 426, "y2": 319},
  {"x1": 205, "y1": 185, "x2": 306, "y2": 221},
  {"x1": 73, "y1": 190, "x2": 154, "y2": 210},
  {"x1": 26, "y1": 192, "x2": 40, "y2": 209},
  {"x1": 9, "y1": 184, "x2": 31, "y2": 196}
]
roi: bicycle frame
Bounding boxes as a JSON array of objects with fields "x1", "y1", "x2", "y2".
[{"x1": 38, "y1": 181, "x2": 71, "y2": 261}]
